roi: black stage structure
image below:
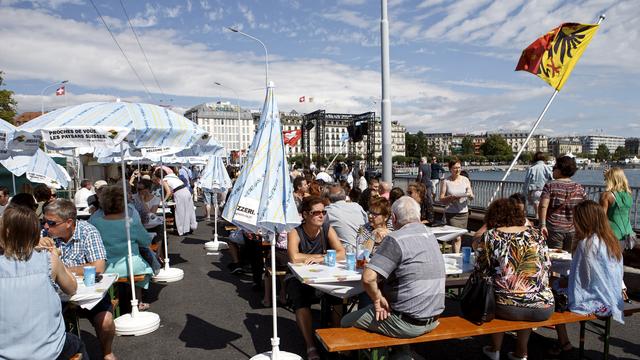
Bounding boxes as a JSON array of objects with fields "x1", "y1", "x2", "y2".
[{"x1": 301, "y1": 110, "x2": 376, "y2": 170}]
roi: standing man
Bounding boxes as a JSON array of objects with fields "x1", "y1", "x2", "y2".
[
  {"x1": 430, "y1": 157, "x2": 444, "y2": 200},
  {"x1": 74, "y1": 179, "x2": 94, "y2": 210},
  {"x1": 341, "y1": 196, "x2": 445, "y2": 355},
  {"x1": 0, "y1": 186, "x2": 10, "y2": 216},
  {"x1": 523, "y1": 152, "x2": 553, "y2": 217},
  {"x1": 39, "y1": 199, "x2": 117, "y2": 360}
]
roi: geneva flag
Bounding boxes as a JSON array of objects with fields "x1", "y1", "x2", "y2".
[{"x1": 516, "y1": 23, "x2": 599, "y2": 91}]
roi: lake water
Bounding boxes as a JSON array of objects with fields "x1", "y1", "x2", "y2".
[{"x1": 466, "y1": 168, "x2": 640, "y2": 188}]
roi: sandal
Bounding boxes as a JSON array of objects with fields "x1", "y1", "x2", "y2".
[
  {"x1": 307, "y1": 346, "x2": 320, "y2": 360},
  {"x1": 138, "y1": 302, "x2": 151, "y2": 311}
]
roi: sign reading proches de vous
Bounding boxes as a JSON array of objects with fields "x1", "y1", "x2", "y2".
[
  {"x1": 43, "y1": 127, "x2": 129, "y2": 147},
  {"x1": 235, "y1": 197, "x2": 259, "y2": 226}
]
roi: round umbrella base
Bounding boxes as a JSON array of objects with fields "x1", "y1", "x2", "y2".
[
  {"x1": 152, "y1": 267, "x2": 184, "y2": 283},
  {"x1": 114, "y1": 311, "x2": 160, "y2": 336},
  {"x1": 250, "y1": 351, "x2": 302, "y2": 360},
  {"x1": 204, "y1": 240, "x2": 228, "y2": 251}
]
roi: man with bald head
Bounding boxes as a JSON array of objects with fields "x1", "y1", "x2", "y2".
[{"x1": 324, "y1": 183, "x2": 367, "y2": 249}]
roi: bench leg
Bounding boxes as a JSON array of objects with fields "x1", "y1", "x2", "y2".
[
  {"x1": 602, "y1": 317, "x2": 611, "y2": 360},
  {"x1": 579, "y1": 321, "x2": 586, "y2": 360}
]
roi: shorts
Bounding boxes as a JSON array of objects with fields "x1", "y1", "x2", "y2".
[
  {"x1": 285, "y1": 277, "x2": 341, "y2": 311},
  {"x1": 528, "y1": 190, "x2": 543, "y2": 205},
  {"x1": 546, "y1": 229, "x2": 574, "y2": 251},
  {"x1": 203, "y1": 190, "x2": 215, "y2": 205},
  {"x1": 77, "y1": 294, "x2": 113, "y2": 321}
]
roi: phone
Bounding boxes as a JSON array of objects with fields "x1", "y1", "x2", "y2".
[{"x1": 95, "y1": 274, "x2": 103, "y2": 283}]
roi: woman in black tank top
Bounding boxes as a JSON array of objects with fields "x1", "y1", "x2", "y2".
[{"x1": 287, "y1": 196, "x2": 345, "y2": 360}]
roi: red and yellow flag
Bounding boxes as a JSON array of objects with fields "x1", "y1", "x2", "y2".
[{"x1": 516, "y1": 23, "x2": 599, "y2": 90}]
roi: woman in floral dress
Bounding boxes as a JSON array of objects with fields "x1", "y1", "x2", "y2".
[{"x1": 478, "y1": 198, "x2": 554, "y2": 360}]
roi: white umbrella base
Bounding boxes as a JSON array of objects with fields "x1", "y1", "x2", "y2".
[
  {"x1": 204, "y1": 240, "x2": 228, "y2": 251},
  {"x1": 152, "y1": 267, "x2": 184, "y2": 283},
  {"x1": 114, "y1": 311, "x2": 160, "y2": 336},
  {"x1": 250, "y1": 351, "x2": 302, "y2": 360}
]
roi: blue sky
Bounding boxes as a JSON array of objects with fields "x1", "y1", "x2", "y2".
[{"x1": 1, "y1": 0, "x2": 638, "y2": 136}]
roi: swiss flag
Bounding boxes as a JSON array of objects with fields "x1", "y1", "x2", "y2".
[
  {"x1": 283, "y1": 129, "x2": 302, "y2": 147},
  {"x1": 298, "y1": 96, "x2": 305, "y2": 103},
  {"x1": 55, "y1": 86, "x2": 65, "y2": 96}
]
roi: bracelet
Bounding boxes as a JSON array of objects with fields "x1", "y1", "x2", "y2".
[{"x1": 539, "y1": 222, "x2": 546, "y2": 227}]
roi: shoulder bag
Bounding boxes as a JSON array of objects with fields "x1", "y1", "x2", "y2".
[{"x1": 460, "y1": 246, "x2": 495, "y2": 324}]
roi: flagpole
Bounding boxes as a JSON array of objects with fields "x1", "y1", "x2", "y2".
[
  {"x1": 487, "y1": 14, "x2": 605, "y2": 206},
  {"x1": 327, "y1": 140, "x2": 349, "y2": 171}
]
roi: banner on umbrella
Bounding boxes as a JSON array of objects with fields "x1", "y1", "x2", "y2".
[
  {"x1": 26, "y1": 172, "x2": 62, "y2": 189},
  {"x1": 234, "y1": 197, "x2": 260, "y2": 227},
  {"x1": 42, "y1": 127, "x2": 129, "y2": 147}
]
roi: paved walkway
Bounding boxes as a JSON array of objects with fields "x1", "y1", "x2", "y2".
[{"x1": 79, "y1": 203, "x2": 640, "y2": 359}]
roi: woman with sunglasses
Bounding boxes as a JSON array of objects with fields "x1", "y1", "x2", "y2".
[
  {"x1": 356, "y1": 197, "x2": 391, "y2": 255},
  {"x1": 287, "y1": 196, "x2": 345, "y2": 360}
]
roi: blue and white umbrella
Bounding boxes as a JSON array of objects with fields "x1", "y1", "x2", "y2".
[
  {"x1": 0, "y1": 148, "x2": 70, "y2": 189},
  {"x1": 18, "y1": 101, "x2": 208, "y2": 150},
  {"x1": 222, "y1": 82, "x2": 300, "y2": 360},
  {"x1": 201, "y1": 155, "x2": 232, "y2": 193},
  {"x1": 0, "y1": 119, "x2": 41, "y2": 152}
]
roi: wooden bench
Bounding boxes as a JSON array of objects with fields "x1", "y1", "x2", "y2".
[
  {"x1": 316, "y1": 312, "x2": 596, "y2": 359},
  {"x1": 579, "y1": 302, "x2": 640, "y2": 360},
  {"x1": 109, "y1": 275, "x2": 148, "y2": 317}
]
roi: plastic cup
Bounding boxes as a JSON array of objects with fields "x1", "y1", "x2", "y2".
[
  {"x1": 326, "y1": 249, "x2": 336, "y2": 267},
  {"x1": 83, "y1": 265, "x2": 96, "y2": 287},
  {"x1": 462, "y1": 247, "x2": 472, "y2": 264},
  {"x1": 346, "y1": 252, "x2": 356, "y2": 271}
]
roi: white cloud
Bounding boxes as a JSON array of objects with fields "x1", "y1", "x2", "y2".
[
  {"x1": 199, "y1": 0, "x2": 210, "y2": 10},
  {"x1": 338, "y1": 0, "x2": 366, "y2": 5},
  {"x1": 238, "y1": 4, "x2": 255, "y2": 29},
  {"x1": 164, "y1": 5, "x2": 182, "y2": 18},
  {"x1": 208, "y1": 8, "x2": 223, "y2": 21},
  {"x1": 0, "y1": 0, "x2": 84, "y2": 8},
  {"x1": 322, "y1": 9, "x2": 373, "y2": 30},
  {"x1": 186, "y1": 0, "x2": 192, "y2": 12}
]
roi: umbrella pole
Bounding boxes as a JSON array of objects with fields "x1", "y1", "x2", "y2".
[
  {"x1": 11, "y1": 173, "x2": 16, "y2": 195},
  {"x1": 270, "y1": 231, "x2": 281, "y2": 359},
  {"x1": 160, "y1": 157, "x2": 170, "y2": 270},
  {"x1": 120, "y1": 143, "x2": 139, "y2": 314},
  {"x1": 213, "y1": 193, "x2": 219, "y2": 243}
]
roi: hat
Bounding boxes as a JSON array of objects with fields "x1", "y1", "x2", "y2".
[{"x1": 94, "y1": 180, "x2": 108, "y2": 190}]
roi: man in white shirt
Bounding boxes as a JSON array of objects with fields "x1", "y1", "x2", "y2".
[
  {"x1": 0, "y1": 186, "x2": 9, "y2": 216},
  {"x1": 74, "y1": 179, "x2": 94, "y2": 209}
]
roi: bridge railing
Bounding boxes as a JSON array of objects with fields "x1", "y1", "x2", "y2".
[{"x1": 393, "y1": 175, "x2": 640, "y2": 229}]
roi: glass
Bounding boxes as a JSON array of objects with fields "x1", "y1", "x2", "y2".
[
  {"x1": 309, "y1": 210, "x2": 327, "y2": 217},
  {"x1": 42, "y1": 219, "x2": 64, "y2": 227}
]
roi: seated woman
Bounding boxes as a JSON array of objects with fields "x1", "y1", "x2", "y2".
[
  {"x1": 478, "y1": 198, "x2": 554, "y2": 360},
  {"x1": 356, "y1": 197, "x2": 391, "y2": 255},
  {"x1": 287, "y1": 196, "x2": 345, "y2": 360},
  {"x1": 89, "y1": 185, "x2": 154, "y2": 311},
  {"x1": 407, "y1": 182, "x2": 433, "y2": 224},
  {"x1": 553, "y1": 200, "x2": 624, "y2": 355},
  {"x1": 0, "y1": 206, "x2": 88, "y2": 360},
  {"x1": 133, "y1": 179, "x2": 162, "y2": 226},
  {"x1": 472, "y1": 193, "x2": 531, "y2": 248}
]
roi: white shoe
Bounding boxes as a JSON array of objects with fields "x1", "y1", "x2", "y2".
[
  {"x1": 482, "y1": 345, "x2": 500, "y2": 360},
  {"x1": 507, "y1": 352, "x2": 527, "y2": 360}
]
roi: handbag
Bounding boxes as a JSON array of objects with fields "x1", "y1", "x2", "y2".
[{"x1": 460, "y1": 267, "x2": 495, "y2": 325}]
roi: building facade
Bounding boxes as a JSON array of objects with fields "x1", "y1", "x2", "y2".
[
  {"x1": 625, "y1": 138, "x2": 640, "y2": 156},
  {"x1": 580, "y1": 135, "x2": 625, "y2": 154},
  {"x1": 184, "y1": 102, "x2": 254, "y2": 152},
  {"x1": 488, "y1": 131, "x2": 548, "y2": 153},
  {"x1": 547, "y1": 137, "x2": 583, "y2": 158}
]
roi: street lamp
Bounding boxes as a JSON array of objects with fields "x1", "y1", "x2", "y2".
[
  {"x1": 40, "y1": 80, "x2": 69, "y2": 114},
  {"x1": 214, "y1": 82, "x2": 242, "y2": 158},
  {"x1": 226, "y1": 27, "x2": 269, "y2": 88}
]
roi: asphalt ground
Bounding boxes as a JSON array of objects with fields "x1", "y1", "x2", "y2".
[{"x1": 78, "y1": 202, "x2": 640, "y2": 360}]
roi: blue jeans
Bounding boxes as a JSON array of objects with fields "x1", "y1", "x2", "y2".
[{"x1": 56, "y1": 332, "x2": 88, "y2": 360}]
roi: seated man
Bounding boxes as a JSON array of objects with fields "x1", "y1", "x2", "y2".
[
  {"x1": 39, "y1": 199, "x2": 117, "y2": 360},
  {"x1": 342, "y1": 196, "x2": 445, "y2": 342},
  {"x1": 324, "y1": 184, "x2": 367, "y2": 249}
]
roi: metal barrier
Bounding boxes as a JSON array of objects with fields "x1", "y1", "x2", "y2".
[{"x1": 393, "y1": 175, "x2": 640, "y2": 229}]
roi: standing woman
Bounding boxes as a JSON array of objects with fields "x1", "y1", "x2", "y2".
[
  {"x1": 0, "y1": 206, "x2": 87, "y2": 360},
  {"x1": 440, "y1": 158, "x2": 474, "y2": 253},
  {"x1": 538, "y1": 156, "x2": 586, "y2": 251},
  {"x1": 153, "y1": 168, "x2": 197, "y2": 236},
  {"x1": 600, "y1": 167, "x2": 636, "y2": 250}
]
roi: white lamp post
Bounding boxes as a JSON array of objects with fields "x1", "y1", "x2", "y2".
[
  {"x1": 226, "y1": 27, "x2": 269, "y2": 88},
  {"x1": 40, "y1": 80, "x2": 69, "y2": 115}
]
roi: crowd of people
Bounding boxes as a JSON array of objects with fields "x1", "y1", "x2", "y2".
[{"x1": 0, "y1": 153, "x2": 636, "y2": 360}]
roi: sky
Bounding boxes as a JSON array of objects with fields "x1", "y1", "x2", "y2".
[{"x1": 1, "y1": 0, "x2": 638, "y2": 137}]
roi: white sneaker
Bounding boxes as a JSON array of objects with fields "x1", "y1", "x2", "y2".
[
  {"x1": 482, "y1": 345, "x2": 500, "y2": 360},
  {"x1": 507, "y1": 352, "x2": 527, "y2": 360}
]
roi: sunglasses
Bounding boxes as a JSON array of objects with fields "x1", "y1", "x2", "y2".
[
  {"x1": 309, "y1": 210, "x2": 327, "y2": 217},
  {"x1": 368, "y1": 212, "x2": 382, "y2": 217},
  {"x1": 42, "y1": 219, "x2": 65, "y2": 227}
]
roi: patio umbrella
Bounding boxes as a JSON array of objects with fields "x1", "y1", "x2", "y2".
[
  {"x1": 18, "y1": 101, "x2": 207, "y2": 336},
  {"x1": 0, "y1": 120, "x2": 43, "y2": 193},
  {"x1": 0, "y1": 148, "x2": 71, "y2": 189},
  {"x1": 201, "y1": 153, "x2": 232, "y2": 252},
  {"x1": 222, "y1": 82, "x2": 301, "y2": 360}
]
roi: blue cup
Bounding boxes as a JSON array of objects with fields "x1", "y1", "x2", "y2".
[
  {"x1": 462, "y1": 247, "x2": 472, "y2": 264},
  {"x1": 83, "y1": 266, "x2": 96, "y2": 287},
  {"x1": 326, "y1": 249, "x2": 336, "y2": 267},
  {"x1": 346, "y1": 252, "x2": 356, "y2": 271}
]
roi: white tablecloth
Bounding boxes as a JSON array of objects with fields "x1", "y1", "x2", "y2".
[{"x1": 59, "y1": 273, "x2": 118, "y2": 310}]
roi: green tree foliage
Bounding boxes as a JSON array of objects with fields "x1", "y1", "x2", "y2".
[
  {"x1": 0, "y1": 71, "x2": 17, "y2": 124},
  {"x1": 461, "y1": 136, "x2": 475, "y2": 155},
  {"x1": 612, "y1": 146, "x2": 628, "y2": 161},
  {"x1": 480, "y1": 135, "x2": 512, "y2": 157},
  {"x1": 519, "y1": 152, "x2": 534, "y2": 164},
  {"x1": 596, "y1": 144, "x2": 610, "y2": 162}
]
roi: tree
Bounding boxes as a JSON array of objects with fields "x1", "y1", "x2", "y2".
[
  {"x1": 612, "y1": 146, "x2": 628, "y2": 161},
  {"x1": 480, "y1": 135, "x2": 512, "y2": 157},
  {"x1": 0, "y1": 71, "x2": 17, "y2": 124},
  {"x1": 461, "y1": 136, "x2": 475, "y2": 155},
  {"x1": 596, "y1": 144, "x2": 610, "y2": 162}
]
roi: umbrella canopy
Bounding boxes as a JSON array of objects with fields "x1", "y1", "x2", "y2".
[
  {"x1": 200, "y1": 155, "x2": 232, "y2": 193},
  {"x1": 173, "y1": 136, "x2": 226, "y2": 158},
  {"x1": 18, "y1": 101, "x2": 208, "y2": 150},
  {"x1": 0, "y1": 148, "x2": 70, "y2": 189},
  {"x1": 222, "y1": 82, "x2": 300, "y2": 234},
  {"x1": 0, "y1": 119, "x2": 41, "y2": 151}
]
